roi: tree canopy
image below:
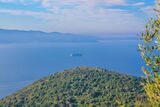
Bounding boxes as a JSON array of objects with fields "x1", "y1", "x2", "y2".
[
  {"x1": 138, "y1": 0, "x2": 160, "y2": 106},
  {"x1": 0, "y1": 67, "x2": 145, "y2": 107}
]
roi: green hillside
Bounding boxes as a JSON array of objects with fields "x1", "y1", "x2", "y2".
[{"x1": 0, "y1": 67, "x2": 146, "y2": 107}]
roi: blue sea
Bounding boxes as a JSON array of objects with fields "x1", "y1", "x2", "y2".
[{"x1": 0, "y1": 40, "x2": 144, "y2": 98}]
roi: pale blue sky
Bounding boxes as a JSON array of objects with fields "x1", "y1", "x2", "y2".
[{"x1": 0, "y1": 0, "x2": 155, "y2": 35}]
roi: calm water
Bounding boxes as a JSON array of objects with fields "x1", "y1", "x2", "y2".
[{"x1": 0, "y1": 40, "x2": 144, "y2": 98}]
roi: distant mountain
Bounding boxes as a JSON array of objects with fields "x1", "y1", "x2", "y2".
[
  {"x1": 0, "y1": 67, "x2": 146, "y2": 107},
  {"x1": 0, "y1": 29, "x2": 139, "y2": 44},
  {"x1": 0, "y1": 29, "x2": 98, "y2": 43}
]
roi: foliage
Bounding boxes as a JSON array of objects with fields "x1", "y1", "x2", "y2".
[
  {"x1": 0, "y1": 67, "x2": 145, "y2": 107},
  {"x1": 138, "y1": 1, "x2": 160, "y2": 105}
]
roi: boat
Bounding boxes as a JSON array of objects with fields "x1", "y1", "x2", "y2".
[{"x1": 70, "y1": 53, "x2": 83, "y2": 57}]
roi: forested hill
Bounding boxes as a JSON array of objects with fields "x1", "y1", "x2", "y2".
[{"x1": 0, "y1": 67, "x2": 146, "y2": 107}]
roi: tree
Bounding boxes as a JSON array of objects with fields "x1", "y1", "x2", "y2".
[{"x1": 138, "y1": 0, "x2": 160, "y2": 106}]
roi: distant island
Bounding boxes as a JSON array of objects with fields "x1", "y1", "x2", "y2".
[
  {"x1": 0, "y1": 29, "x2": 138, "y2": 44},
  {"x1": 0, "y1": 29, "x2": 98, "y2": 43},
  {"x1": 0, "y1": 67, "x2": 146, "y2": 106}
]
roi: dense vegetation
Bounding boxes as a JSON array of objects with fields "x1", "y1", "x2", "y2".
[
  {"x1": 139, "y1": 18, "x2": 160, "y2": 106},
  {"x1": 138, "y1": 0, "x2": 160, "y2": 106},
  {"x1": 0, "y1": 67, "x2": 146, "y2": 107}
]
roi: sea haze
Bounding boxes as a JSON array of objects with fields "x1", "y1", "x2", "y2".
[{"x1": 0, "y1": 30, "x2": 144, "y2": 98}]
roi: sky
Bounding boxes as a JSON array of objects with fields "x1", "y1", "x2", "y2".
[{"x1": 0, "y1": 0, "x2": 155, "y2": 35}]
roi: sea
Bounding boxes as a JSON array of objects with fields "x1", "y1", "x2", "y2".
[{"x1": 0, "y1": 40, "x2": 145, "y2": 98}]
